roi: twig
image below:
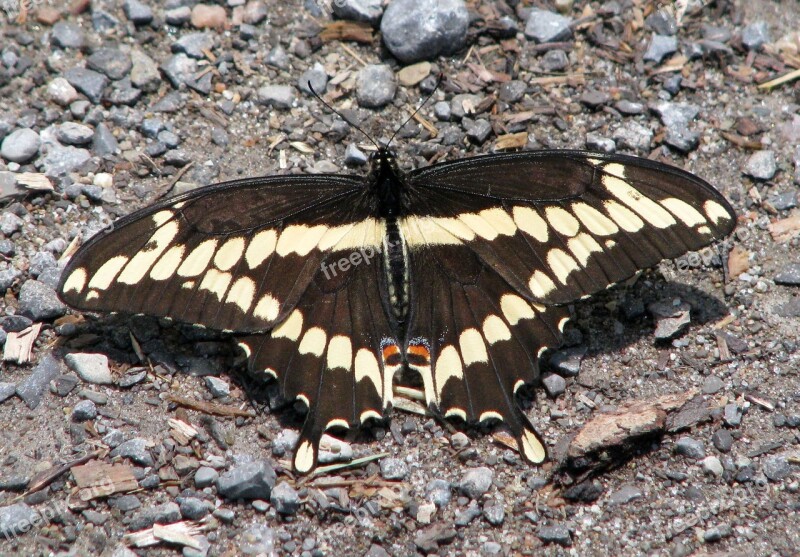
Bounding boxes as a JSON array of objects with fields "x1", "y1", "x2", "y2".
[{"x1": 166, "y1": 394, "x2": 255, "y2": 417}]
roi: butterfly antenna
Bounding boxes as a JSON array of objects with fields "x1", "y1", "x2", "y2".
[
  {"x1": 307, "y1": 80, "x2": 381, "y2": 152},
  {"x1": 386, "y1": 72, "x2": 444, "y2": 149}
]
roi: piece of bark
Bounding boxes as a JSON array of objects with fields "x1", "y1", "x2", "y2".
[
  {"x1": 72, "y1": 462, "x2": 138, "y2": 500},
  {"x1": 557, "y1": 390, "x2": 702, "y2": 475}
]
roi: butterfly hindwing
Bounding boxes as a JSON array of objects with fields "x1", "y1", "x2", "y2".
[
  {"x1": 238, "y1": 244, "x2": 397, "y2": 473},
  {"x1": 404, "y1": 246, "x2": 568, "y2": 463}
]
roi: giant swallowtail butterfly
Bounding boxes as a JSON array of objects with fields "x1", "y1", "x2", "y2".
[{"x1": 58, "y1": 139, "x2": 736, "y2": 473}]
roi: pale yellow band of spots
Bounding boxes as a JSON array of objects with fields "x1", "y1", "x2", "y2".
[
  {"x1": 88, "y1": 255, "x2": 128, "y2": 290},
  {"x1": 118, "y1": 221, "x2": 180, "y2": 284},
  {"x1": 512, "y1": 206, "x2": 549, "y2": 242},
  {"x1": 500, "y1": 294, "x2": 535, "y2": 325},
  {"x1": 354, "y1": 348, "x2": 382, "y2": 395},
  {"x1": 434, "y1": 345, "x2": 463, "y2": 399},
  {"x1": 63, "y1": 267, "x2": 88, "y2": 293},
  {"x1": 178, "y1": 239, "x2": 217, "y2": 277},
  {"x1": 326, "y1": 335, "x2": 353, "y2": 371},
  {"x1": 252, "y1": 293, "x2": 280, "y2": 321},
  {"x1": 544, "y1": 206, "x2": 580, "y2": 237},
  {"x1": 459, "y1": 328, "x2": 488, "y2": 366},
  {"x1": 298, "y1": 327, "x2": 327, "y2": 357},
  {"x1": 482, "y1": 314, "x2": 511, "y2": 344},
  {"x1": 244, "y1": 229, "x2": 277, "y2": 269},
  {"x1": 214, "y1": 237, "x2": 245, "y2": 271}
]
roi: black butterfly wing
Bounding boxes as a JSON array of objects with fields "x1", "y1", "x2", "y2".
[
  {"x1": 58, "y1": 174, "x2": 380, "y2": 333},
  {"x1": 404, "y1": 246, "x2": 567, "y2": 463},
  {"x1": 401, "y1": 150, "x2": 736, "y2": 461},
  {"x1": 237, "y1": 244, "x2": 398, "y2": 473},
  {"x1": 403, "y1": 150, "x2": 737, "y2": 305}
]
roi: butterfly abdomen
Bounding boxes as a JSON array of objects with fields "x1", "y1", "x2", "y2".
[{"x1": 382, "y1": 218, "x2": 410, "y2": 325}]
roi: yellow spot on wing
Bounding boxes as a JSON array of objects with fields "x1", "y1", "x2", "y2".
[
  {"x1": 178, "y1": 239, "x2": 217, "y2": 277},
  {"x1": 545, "y1": 206, "x2": 580, "y2": 237},
  {"x1": 326, "y1": 335, "x2": 353, "y2": 371},
  {"x1": 529, "y1": 270, "x2": 556, "y2": 298},
  {"x1": 299, "y1": 327, "x2": 327, "y2": 357},
  {"x1": 482, "y1": 315, "x2": 511, "y2": 344},
  {"x1": 253, "y1": 293, "x2": 280, "y2": 321},
  {"x1": 88, "y1": 255, "x2": 129, "y2": 290},
  {"x1": 434, "y1": 345, "x2": 463, "y2": 398},
  {"x1": 479, "y1": 207, "x2": 517, "y2": 235},
  {"x1": 567, "y1": 233, "x2": 603, "y2": 266},
  {"x1": 118, "y1": 221, "x2": 180, "y2": 285},
  {"x1": 459, "y1": 328, "x2": 488, "y2": 366},
  {"x1": 604, "y1": 200, "x2": 644, "y2": 232},
  {"x1": 660, "y1": 198, "x2": 707, "y2": 226},
  {"x1": 273, "y1": 309, "x2": 303, "y2": 340},
  {"x1": 500, "y1": 294, "x2": 534, "y2": 325},
  {"x1": 547, "y1": 248, "x2": 578, "y2": 284},
  {"x1": 354, "y1": 348, "x2": 381, "y2": 394},
  {"x1": 225, "y1": 276, "x2": 256, "y2": 313},
  {"x1": 603, "y1": 175, "x2": 676, "y2": 229},
  {"x1": 199, "y1": 268, "x2": 232, "y2": 300},
  {"x1": 479, "y1": 410, "x2": 503, "y2": 422},
  {"x1": 571, "y1": 202, "x2": 618, "y2": 236},
  {"x1": 150, "y1": 244, "x2": 186, "y2": 281},
  {"x1": 276, "y1": 225, "x2": 327, "y2": 256},
  {"x1": 63, "y1": 267, "x2": 88, "y2": 294},
  {"x1": 703, "y1": 200, "x2": 732, "y2": 225},
  {"x1": 512, "y1": 206, "x2": 549, "y2": 242},
  {"x1": 245, "y1": 230, "x2": 277, "y2": 269},
  {"x1": 520, "y1": 428, "x2": 546, "y2": 463},
  {"x1": 214, "y1": 237, "x2": 245, "y2": 271},
  {"x1": 152, "y1": 210, "x2": 174, "y2": 226},
  {"x1": 294, "y1": 440, "x2": 315, "y2": 474}
]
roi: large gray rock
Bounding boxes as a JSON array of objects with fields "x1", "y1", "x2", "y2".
[
  {"x1": 216, "y1": 460, "x2": 276, "y2": 500},
  {"x1": 380, "y1": 0, "x2": 469, "y2": 63}
]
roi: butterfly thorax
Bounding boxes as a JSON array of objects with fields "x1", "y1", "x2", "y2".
[{"x1": 368, "y1": 149, "x2": 411, "y2": 326}]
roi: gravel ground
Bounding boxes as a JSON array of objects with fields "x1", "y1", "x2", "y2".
[{"x1": 1, "y1": 0, "x2": 799, "y2": 556}]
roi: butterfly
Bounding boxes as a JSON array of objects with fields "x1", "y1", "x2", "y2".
[{"x1": 58, "y1": 145, "x2": 736, "y2": 474}]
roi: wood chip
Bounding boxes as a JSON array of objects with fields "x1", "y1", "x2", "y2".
[
  {"x1": 25, "y1": 451, "x2": 102, "y2": 496},
  {"x1": 768, "y1": 212, "x2": 800, "y2": 243},
  {"x1": 319, "y1": 21, "x2": 374, "y2": 44},
  {"x1": 397, "y1": 61, "x2": 431, "y2": 87},
  {"x1": 15, "y1": 172, "x2": 53, "y2": 191},
  {"x1": 757, "y1": 67, "x2": 800, "y2": 90},
  {"x1": 720, "y1": 131, "x2": 764, "y2": 150},
  {"x1": 528, "y1": 73, "x2": 585, "y2": 87},
  {"x1": 72, "y1": 462, "x2": 138, "y2": 500},
  {"x1": 125, "y1": 521, "x2": 204, "y2": 549},
  {"x1": 726, "y1": 244, "x2": 750, "y2": 278},
  {"x1": 744, "y1": 393, "x2": 775, "y2": 411},
  {"x1": 495, "y1": 132, "x2": 528, "y2": 150},
  {"x1": 715, "y1": 332, "x2": 732, "y2": 362},
  {"x1": 166, "y1": 394, "x2": 255, "y2": 417},
  {"x1": 168, "y1": 418, "x2": 199, "y2": 445},
  {"x1": 2, "y1": 323, "x2": 42, "y2": 364},
  {"x1": 289, "y1": 141, "x2": 315, "y2": 154},
  {"x1": 563, "y1": 390, "x2": 699, "y2": 467}
]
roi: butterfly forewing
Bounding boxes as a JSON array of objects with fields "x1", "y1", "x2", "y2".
[
  {"x1": 59, "y1": 174, "x2": 374, "y2": 333},
  {"x1": 403, "y1": 151, "x2": 737, "y2": 305}
]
